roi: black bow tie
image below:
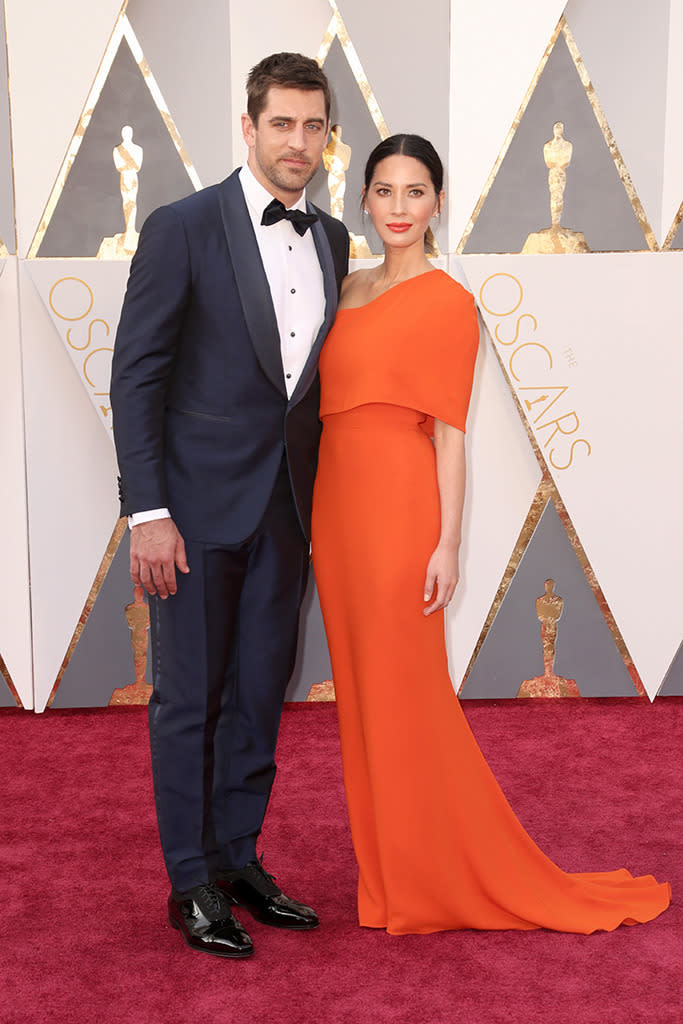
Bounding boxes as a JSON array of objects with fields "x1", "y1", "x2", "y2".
[{"x1": 261, "y1": 198, "x2": 318, "y2": 236}]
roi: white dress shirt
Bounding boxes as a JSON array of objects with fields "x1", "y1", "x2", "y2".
[
  {"x1": 129, "y1": 163, "x2": 326, "y2": 526},
  {"x1": 239, "y1": 163, "x2": 325, "y2": 397}
]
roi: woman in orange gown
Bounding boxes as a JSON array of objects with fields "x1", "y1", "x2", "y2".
[{"x1": 311, "y1": 135, "x2": 670, "y2": 935}]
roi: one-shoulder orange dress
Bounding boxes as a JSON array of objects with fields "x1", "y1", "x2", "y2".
[{"x1": 311, "y1": 270, "x2": 670, "y2": 935}]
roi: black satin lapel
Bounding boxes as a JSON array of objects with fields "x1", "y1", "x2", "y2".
[
  {"x1": 289, "y1": 212, "x2": 338, "y2": 406},
  {"x1": 217, "y1": 172, "x2": 286, "y2": 396}
]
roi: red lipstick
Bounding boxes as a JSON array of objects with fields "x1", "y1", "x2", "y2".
[{"x1": 386, "y1": 223, "x2": 412, "y2": 232}]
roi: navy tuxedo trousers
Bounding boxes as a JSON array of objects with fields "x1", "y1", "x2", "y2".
[{"x1": 147, "y1": 462, "x2": 309, "y2": 892}]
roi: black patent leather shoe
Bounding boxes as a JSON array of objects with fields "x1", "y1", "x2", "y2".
[
  {"x1": 168, "y1": 883, "x2": 254, "y2": 958},
  {"x1": 216, "y1": 861, "x2": 319, "y2": 931}
]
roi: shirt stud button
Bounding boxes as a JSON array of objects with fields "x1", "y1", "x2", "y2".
[{"x1": 291, "y1": 288, "x2": 296, "y2": 294}]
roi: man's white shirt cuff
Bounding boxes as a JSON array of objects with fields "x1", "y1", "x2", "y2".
[{"x1": 128, "y1": 508, "x2": 171, "y2": 529}]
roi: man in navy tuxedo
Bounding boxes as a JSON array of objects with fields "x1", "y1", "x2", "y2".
[{"x1": 110, "y1": 52, "x2": 349, "y2": 958}]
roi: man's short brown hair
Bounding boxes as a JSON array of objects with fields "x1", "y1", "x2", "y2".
[{"x1": 246, "y1": 52, "x2": 331, "y2": 125}]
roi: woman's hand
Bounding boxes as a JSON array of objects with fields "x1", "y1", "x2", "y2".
[{"x1": 423, "y1": 540, "x2": 460, "y2": 615}]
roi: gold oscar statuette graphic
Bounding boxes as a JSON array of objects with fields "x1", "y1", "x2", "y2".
[
  {"x1": 323, "y1": 124, "x2": 351, "y2": 219},
  {"x1": 518, "y1": 579, "x2": 581, "y2": 698},
  {"x1": 322, "y1": 123, "x2": 372, "y2": 259},
  {"x1": 306, "y1": 679, "x2": 336, "y2": 702},
  {"x1": 98, "y1": 126, "x2": 144, "y2": 259},
  {"x1": 522, "y1": 122, "x2": 589, "y2": 254},
  {"x1": 109, "y1": 585, "x2": 153, "y2": 705}
]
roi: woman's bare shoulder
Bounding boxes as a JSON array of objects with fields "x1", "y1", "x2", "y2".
[
  {"x1": 341, "y1": 267, "x2": 374, "y2": 292},
  {"x1": 339, "y1": 267, "x2": 377, "y2": 304}
]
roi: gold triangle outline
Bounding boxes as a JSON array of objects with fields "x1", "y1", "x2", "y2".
[
  {"x1": 455, "y1": 19, "x2": 562, "y2": 256},
  {"x1": 27, "y1": 3, "x2": 202, "y2": 260},
  {"x1": 0, "y1": 651, "x2": 23, "y2": 707},
  {"x1": 562, "y1": 19, "x2": 657, "y2": 252},
  {"x1": 456, "y1": 16, "x2": 658, "y2": 255},
  {"x1": 46, "y1": 517, "x2": 127, "y2": 708},
  {"x1": 317, "y1": 1, "x2": 389, "y2": 139},
  {"x1": 316, "y1": 1, "x2": 439, "y2": 257},
  {"x1": 457, "y1": 327, "x2": 647, "y2": 698},
  {"x1": 457, "y1": 478, "x2": 549, "y2": 692},
  {"x1": 662, "y1": 198, "x2": 683, "y2": 250}
]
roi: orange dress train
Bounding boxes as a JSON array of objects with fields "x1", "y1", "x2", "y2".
[{"x1": 311, "y1": 270, "x2": 671, "y2": 935}]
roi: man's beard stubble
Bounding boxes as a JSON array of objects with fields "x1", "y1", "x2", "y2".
[{"x1": 258, "y1": 152, "x2": 318, "y2": 196}]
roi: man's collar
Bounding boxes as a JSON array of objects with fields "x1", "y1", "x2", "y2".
[{"x1": 239, "y1": 163, "x2": 307, "y2": 216}]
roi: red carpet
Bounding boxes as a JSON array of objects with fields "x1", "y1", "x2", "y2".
[{"x1": 2, "y1": 699, "x2": 680, "y2": 1024}]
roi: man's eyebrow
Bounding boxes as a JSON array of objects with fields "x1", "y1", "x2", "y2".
[
  {"x1": 267, "y1": 115, "x2": 326, "y2": 124},
  {"x1": 373, "y1": 180, "x2": 429, "y2": 188}
]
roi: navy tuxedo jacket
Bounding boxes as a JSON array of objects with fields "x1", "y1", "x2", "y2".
[{"x1": 110, "y1": 169, "x2": 349, "y2": 545}]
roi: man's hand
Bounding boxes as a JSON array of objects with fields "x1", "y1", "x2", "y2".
[{"x1": 130, "y1": 518, "x2": 189, "y2": 599}]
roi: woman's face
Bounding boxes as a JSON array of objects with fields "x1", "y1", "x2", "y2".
[{"x1": 364, "y1": 154, "x2": 443, "y2": 250}]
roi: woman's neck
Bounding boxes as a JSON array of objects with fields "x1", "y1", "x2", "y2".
[{"x1": 374, "y1": 243, "x2": 432, "y2": 288}]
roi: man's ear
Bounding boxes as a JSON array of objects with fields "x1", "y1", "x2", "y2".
[{"x1": 241, "y1": 112, "x2": 255, "y2": 148}]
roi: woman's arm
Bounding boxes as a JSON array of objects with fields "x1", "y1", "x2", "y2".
[{"x1": 423, "y1": 420, "x2": 466, "y2": 616}]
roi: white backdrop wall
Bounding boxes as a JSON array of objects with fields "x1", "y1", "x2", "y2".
[{"x1": 0, "y1": 0, "x2": 681, "y2": 711}]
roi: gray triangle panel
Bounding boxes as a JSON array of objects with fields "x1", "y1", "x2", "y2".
[
  {"x1": 464, "y1": 33, "x2": 647, "y2": 254},
  {"x1": 657, "y1": 642, "x2": 683, "y2": 696},
  {"x1": 0, "y1": 667, "x2": 19, "y2": 707},
  {"x1": 125, "y1": 0, "x2": 232, "y2": 188},
  {"x1": 306, "y1": 36, "x2": 381, "y2": 241},
  {"x1": 52, "y1": 527, "x2": 146, "y2": 708},
  {"x1": 460, "y1": 500, "x2": 638, "y2": 698},
  {"x1": 285, "y1": 572, "x2": 332, "y2": 701},
  {"x1": 52, "y1": 528, "x2": 329, "y2": 707},
  {"x1": 38, "y1": 37, "x2": 194, "y2": 257}
]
